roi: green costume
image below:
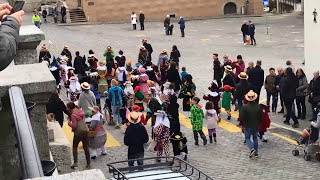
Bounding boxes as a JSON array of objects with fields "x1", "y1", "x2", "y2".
[
  {"x1": 190, "y1": 105, "x2": 204, "y2": 131},
  {"x1": 222, "y1": 91, "x2": 231, "y2": 110}
]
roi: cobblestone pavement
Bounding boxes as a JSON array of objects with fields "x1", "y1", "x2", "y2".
[{"x1": 24, "y1": 12, "x2": 320, "y2": 179}]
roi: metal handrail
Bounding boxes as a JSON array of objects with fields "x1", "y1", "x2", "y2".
[
  {"x1": 9, "y1": 86, "x2": 44, "y2": 178},
  {"x1": 107, "y1": 156, "x2": 213, "y2": 180}
]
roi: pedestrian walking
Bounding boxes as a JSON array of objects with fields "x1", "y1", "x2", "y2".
[
  {"x1": 241, "y1": 20, "x2": 249, "y2": 45},
  {"x1": 139, "y1": 11, "x2": 145, "y2": 30},
  {"x1": 178, "y1": 16, "x2": 185, "y2": 37},
  {"x1": 46, "y1": 92, "x2": 67, "y2": 127},
  {"x1": 248, "y1": 60, "x2": 264, "y2": 101},
  {"x1": 108, "y1": 79, "x2": 124, "y2": 128},
  {"x1": 87, "y1": 106, "x2": 107, "y2": 159},
  {"x1": 61, "y1": 45, "x2": 72, "y2": 67},
  {"x1": 282, "y1": 67, "x2": 299, "y2": 128},
  {"x1": 157, "y1": 49, "x2": 169, "y2": 66},
  {"x1": 142, "y1": 39, "x2": 153, "y2": 62},
  {"x1": 154, "y1": 110, "x2": 171, "y2": 161},
  {"x1": 265, "y1": 68, "x2": 277, "y2": 112},
  {"x1": 73, "y1": 51, "x2": 84, "y2": 75},
  {"x1": 138, "y1": 45, "x2": 148, "y2": 66},
  {"x1": 61, "y1": 5, "x2": 66, "y2": 23},
  {"x1": 167, "y1": 62, "x2": 182, "y2": 94},
  {"x1": 124, "y1": 111, "x2": 149, "y2": 167},
  {"x1": 308, "y1": 70, "x2": 320, "y2": 121},
  {"x1": 204, "y1": 101, "x2": 219, "y2": 143},
  {"x1": 240, "y1": 90, "x2": 263, "y2": 158},
  {"x1": 32, "y1": 11, "x2": 41, "y2": 28},
  {"x1": 39, "y1": 44, "x2": 51, "y2": 63},
  {"x1": 234, "y1": 72, "x2": 250, "y2": 113},
  {"x1": 131, "y1": 12, "x2": 137, "y2": 30},
  {"x1": 170, "y1": 45, "x2": 181, "y2": 68},
  {"x1": 295, "y1": 68, "x2": 308, "y2": 120},
  {"x1": 67, "y1": 102, "x2": 91, "y2": 169},
  {"x1": 213, "y1": 53, "x2": 223, "y2": 88},
  {"x1": 203, "y1": 81, "x2": 220, "y2": 114},
  {"x1": 233, "y1": 55, "x2": 245, "y2": 84},
  {"x1": 190, "y1": 97, "x2": 207, "y2": 146},
  {"x1": 181, "y1": 67, "x2": 188, "y2": 83},
  {"x1": 248, "y1": 20, "x2": 256, "y2": 45},
  {"x1": 42, "y1": 9, "x2": 47, "y2": 23},
  {"x1": 168, "y1": 95, "x2": 181, "y2": 134},
  {"x1": 164, "y1": 15, "x2": 170, "y2": 35},
  {"x1": 78, "y1": 82, "x2": 97, "y2": 112}
]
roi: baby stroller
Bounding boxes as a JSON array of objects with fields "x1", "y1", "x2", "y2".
[{"x1": 292, "y1": 125, "x2": 320, "y2": 161}]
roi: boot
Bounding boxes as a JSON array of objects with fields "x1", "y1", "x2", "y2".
[
  {"x1": 201, "y1": 135, "x2": 207, "y2": 146},
  {"x1": 278, "y1": 108, "x2": 284, "y2": 113},
  {"x1": 194, "y1": 140, "x2": 199, "y2": 146},
  {"x1": 71, "y1": 163, "x2": 78, "y2": 169},
  {"x1": 234, "y1": 104, "x2": 238, "y2": 111},
  {"x1": 213, "y1": 133, "x2": 217, "y2": 142},
  {"x1": 209, "y1": 136, "x2": 213, "y2": 143}
]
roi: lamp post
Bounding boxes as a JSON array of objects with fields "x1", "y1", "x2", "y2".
[{"x1": 246, "y1": 0, "x2": 249, "y2": 15}]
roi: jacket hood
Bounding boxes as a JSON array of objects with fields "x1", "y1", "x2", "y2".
[
  {"x1": 207, "y1": 109, "x2": 216, "y2": 114},
  {"x1": 72, "y1": 109, "x2": 85, "y2": 120}
]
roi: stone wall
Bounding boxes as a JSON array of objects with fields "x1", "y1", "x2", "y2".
[
  {"x1": 76, "y1": 0, "x2": 263, "y2": 22},
  {"x1": 23, "y1": 0, "x2": 57, "y2": 12}
]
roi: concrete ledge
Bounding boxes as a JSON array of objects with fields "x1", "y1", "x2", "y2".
[
  {"x1": 28, "y1": 169, "x2": 106, "y2": 180},
  {"x1": 47, "y1": 121, "x2": 72, "y2": 171},
  {"x1": 0, "y1": 63, "x2": 56, "y2": 97},
  {"x1": 19, "y1": 25, "x2": 45, "y2": 44}
]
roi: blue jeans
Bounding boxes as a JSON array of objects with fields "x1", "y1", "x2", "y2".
[
  {"x1": 242, "y1": 33, "x2": 247, "y2": 43},
  {"x1": 245, "y1": 128, "x2": 258, "y2": 152},
  {"x1": 238, "y1": 99, "x2": 243, "y2": 114},
  {"x1": 111, "y1": 105, "x2": 121, "y2": 124},
  {"x1": 267, "y1": 92, "x2": 278, "y2": 112}
]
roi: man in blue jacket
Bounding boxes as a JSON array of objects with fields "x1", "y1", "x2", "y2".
[
  {"x1": 178, "y1": 16, "x2": 185, "y2": 37},
  {"x1": 248, "y1": 20, "x2": 256, "y2": 45}
]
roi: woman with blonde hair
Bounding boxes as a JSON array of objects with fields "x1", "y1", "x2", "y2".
[{"x1": 108, "y1": 79, "x2": 124, "y2": 128}]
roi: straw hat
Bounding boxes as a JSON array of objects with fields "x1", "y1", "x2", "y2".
[
  {"x1": 245, "y1": 90, "x2": 258, "y2": 102},
  {"x1": 81, "y1": 82, "x2": 90, "y2": 90},
  {"x1": 88, "y1": 106, "x2": 100, "y2": 113},
  {"x1": 139, "y1": 45, "x2": 146, "y2": 50},
  {"x1": 99, "y1": 61, "x2": 106, "y2": 66},
  {"x1": 161, "y1": 49, "x2": 167, "y2": 54},
  {"x1": 147, "y1": 80, "x2": 155, "y2": 87},
  {"x1": 128, "y1": 111, "x2": 141, "y2": 124},
  {"x1": 238, "y1": 72, "x2": 248, "y2": 80},
  {"x1": 67, "y1": 67, "x2": 75, "y2": 71},
  {"x1": 225, "y1": 65, "x2": 232, "y2": 72},
  {"x1": 63, "y1": 45, "x2": 69, "y2": 49}
]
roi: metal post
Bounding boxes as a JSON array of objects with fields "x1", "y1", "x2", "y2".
[
  {"x1": 9, "y1": 86, "x2": 44, "y2": 179},
  {"x1": 277, "y1": 0, "x2": 279, "y2": 14},
  {"x1": 266, "y1": 12, "x2": 269, "y2": 35}
]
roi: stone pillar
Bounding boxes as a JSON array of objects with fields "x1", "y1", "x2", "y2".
[
  {"x1": 0, "y1": 64, "x2": 56, "y2": 179},
  {"x1": 304, "y1": 0, "x2": 320, "y2": 81},
  {"x1": 15, "y1": 25, "x2": 45, "y2": 65}
]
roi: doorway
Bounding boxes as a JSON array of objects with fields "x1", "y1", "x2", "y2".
[{"x1": 224, "y1": 2, "x2": 237, "y2": 14}]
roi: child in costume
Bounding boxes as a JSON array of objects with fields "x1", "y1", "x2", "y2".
[
  {"x1": 205, "y1": 101, "x2": 220, "y2": 143},
  {"x1": 203, "y1": 81, "x2": 221, "y2": 115},
  {"x1": 161, "y1": 82, "x2": 175, "y2": 104},
  {"x1": 221, "y1": 85, "x2": 233, "y2": 120},
  {"x1": 134, "y1": 86, "x2": 145, "y2": 111},
  {"x1": 139, "y1": 67, "x2": 149, "y2": 96},
  {"x1": 124, "y1": 81, "x2": 135, "y2": 110},
  {"x1": 190, "y1": 97, "x2": 207, "y2": 146},
  {"x1": 170, "y1": 132, "x2": 188, "y2": 160},
  {"x1": 259, "y1": 104, "x2": 271, "y2": 143}
]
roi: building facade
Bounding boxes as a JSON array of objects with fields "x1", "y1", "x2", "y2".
[{"x1": 65, "y1": 0, "x2": 264, "y2": 22}]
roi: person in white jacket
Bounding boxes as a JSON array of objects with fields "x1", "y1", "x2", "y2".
[
  {"x1": 311, "y1": 102, "x2": 320, "y2": 146},
  {"x1": 204, "y1": 101, "x2": 220, "y2": 143},
  {"x1": 116, "y1": 66, "x2": 127, "y2": 85},
  {"x1": 131, "y1": 12, "x2": 137, "y2": 30}
]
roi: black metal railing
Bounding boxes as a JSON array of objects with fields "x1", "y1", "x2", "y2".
[
  {"x1": 9, "y1": 86, "x2": 44, "y2": 178},
  {"x1": 107, "y1": 156, "x2": 213, "y2": 180}
]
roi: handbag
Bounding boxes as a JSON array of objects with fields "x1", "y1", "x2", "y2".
[
  {"x1": 88, "y1": 130, "x2": 96, "y2": 137},
  {"x1": 147, "y1": 140, "x2": 157, "y2": 152}
]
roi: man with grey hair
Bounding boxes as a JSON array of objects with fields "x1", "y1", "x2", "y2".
[
  {"x1": 275, "y1": 67, "x2": 285, "y2": 114},
  {"x1": 178, "y1": 16, "x2": 185, "y2": 37},
  {"x1": 309, "y1": 70, "x2": 320, "y2": 121},
  {"x1": 164, "y1": 15, "x2": 170, "y2": 35}
]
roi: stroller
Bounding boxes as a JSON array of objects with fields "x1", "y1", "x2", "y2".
[{"x1": 292, "y1": 125, "x2": 320, "y2": 161}]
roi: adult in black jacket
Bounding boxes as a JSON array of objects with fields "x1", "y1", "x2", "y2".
[
  {"x1": 61, "y1": 45, "x2": 72, "y2": 67},
  {"x1": 241, "y1": 21, "x2": 249, "y2": 44},
  {"x1": 213, "y1": 53, "x2": 223, "y2": 88},
  {"x1": 39, "y1": 45, "x2": 51, "y2": 63},
  {"x1": 223, "y1": 66, "x2": 235, "y2": 88},
  {"x1": 234, "y1": 72, "x2": 251, "y2": 112},
  {"x1": 275, "y1": 68, "x2": 285, "y2": 113},
  {"x1": 248, "y1": 60, "x2": 264, "y2": 101},
  {"x1": 283, "y1": 67, "x2": 299, "y2": 128},
  {"x1": 124, "y1": 112, "x2": 149, "y2": 167},
  {"x1": 142, "y1": 39, "x2": 153, "y2": 61},
  {"x1": 46, "y1": 92, "x2": 67, "y2": 127},
  {"x1": 170, "y1": 45, "x2": 181, "y2": 67},
  {"x1": 73, "y1": 51, "x2": 83, "y2": 74},
  {"x1": 167, "y1": 62, "x2": 182, "y2": 92},
  {"x1": 308, "y1": 71, "x2": 320, "y2": 121},
  {"x1": 168, "y1": 95, "x2": 180, "y2": 134},
  {"x1": 139, "y1": 11, "x2": 145, "y2": 30}
]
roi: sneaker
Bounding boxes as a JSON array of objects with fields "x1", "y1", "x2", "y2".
[
  {"x1": 203, "y1": 138, "x2": 207, "y2": 146},
  {"x1": 292, "y1": 123, "x2": 300, "y2": 128},
  {"x1": 249, "y1": 149, "x2": 256, "y2": 158},
  {"x1": 278, "y1": 109, "x2": 284, "y2": 113},
  {"x1": 283, "y1": 121, "x2": 290, "y2": 125},
  {"x1": 71, "y1": 163, "x2": 78, "y2": 169},
  {"x1": 101, "y1": 153, "x2": 107, "y2": 156},
  {"x1": 261, "y1": 137, "x2": 268, "y2": 143},
  {"x1": 91, "y1": 156, "x2": 96, "y2": 160},
  {"x1": 254, "y1": 153, "x2": 259, "y2": 158},
  {"x1": 227, "y1": 116, "x2": 231, "y2": 120},
  {"x1": 214, "y1": 137, "x2": 217, "y2": 143},
  {"x1": 244, "y1": 43, "x2": 247, "y2": 46}
]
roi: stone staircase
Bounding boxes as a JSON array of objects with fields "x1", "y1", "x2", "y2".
[{"x1": 69, "y1": 8, "x2": 87, "y2": 23}]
